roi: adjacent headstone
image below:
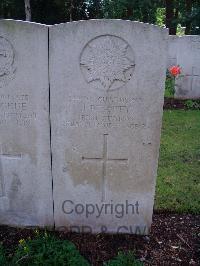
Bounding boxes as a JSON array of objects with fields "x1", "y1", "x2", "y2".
[
  {"x1": 50, "y1": 20, "x2": 168, "y2": 234},
  {"x1": 0, "y1": 20, "x2": 53, "y2": 227},
  {"x1": 168, "y1": 35, "x2": 200, "y2": 99}
]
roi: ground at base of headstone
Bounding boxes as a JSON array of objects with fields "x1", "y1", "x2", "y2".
[
  {"x1": 0, "y1": 214, "x2": 199, "y2": 265},
  {"x1": 164, "y1": 97, "x2": 200, "y2": 110}
]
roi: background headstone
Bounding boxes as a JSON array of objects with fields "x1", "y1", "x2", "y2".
[
  {"x1": 168, "y1": 35, "x2": 200, "y2": 99},
  {"x1": 0, "y1": 20, "x2": 53, "y2": 227},
  {"x1": 50, "y1": 20, "x2": 168, "y2": 234}
]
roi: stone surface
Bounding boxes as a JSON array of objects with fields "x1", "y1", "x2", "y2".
[
  {"x1": 50, "y1": 20, "x2": 168, "y2": 234},
  {"x1": 168, "y1": 35, "x2": 200, "y2": 99},
  {"x1": 0, "y1": 20, "x2": 53, "y2": 227}
]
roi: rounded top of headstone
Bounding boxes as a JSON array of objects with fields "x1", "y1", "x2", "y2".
[
  {"x1": 0, "y1": 19, "x2": 48, "y2": 27},
  {"x1": 51, "y1": 19, "x2": 168, "y2": 32}
]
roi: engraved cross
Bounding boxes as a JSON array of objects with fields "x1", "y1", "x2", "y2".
[
  {"x1": 186, "y1": 66, "x2": 199, "y2": 90},
  {"x1": 82, "y1": 134, "x2": 128, "y2": 202}
]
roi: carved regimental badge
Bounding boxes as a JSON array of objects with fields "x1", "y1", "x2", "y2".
[
  {"x1": 80, "y1": 35, "x2": 135, "y2": 91},
  {"x1": 0, "y1": 37, "x2": 16, "y2": 88}
]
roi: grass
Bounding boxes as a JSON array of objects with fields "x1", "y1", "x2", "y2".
[{"x1": 155, "y1": 110, "x2": 200, "y2": 214}]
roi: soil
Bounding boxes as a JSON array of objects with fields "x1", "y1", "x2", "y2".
[
  {"x1": 0, "y1": 213, "x2": 199, "y2": 265},
  {"x1": 163, "y1": 97, "x2": 199, "y2": 110}
]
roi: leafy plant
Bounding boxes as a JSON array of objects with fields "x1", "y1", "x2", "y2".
[
  {"x1": 12, "y1": 232, "x2": 89, "y2": 266},
  {"x1": 185, "y1": 100, "x2": 200, "y2": 110},
  {"x1": 156, "y1": 7, "x2": 165, "y2": 27},
  {"x1": 104, "y1": 251, "x2": 143, "y2": 266},
  {"x1": 165, "y1": 74, "x2": 175, "y2": 97},
  {"x1": 165, "y1": 66, "x2": 183, "y2": 98},
  {"x1": 0, "y1": 243, "x2": 7, "y2": 265}
]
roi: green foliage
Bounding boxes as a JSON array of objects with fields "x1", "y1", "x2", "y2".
[
  {"x1": 87, "y1": 0, "x2": 103, "y2": 19},
  {"x1": 182, "y1": 0, "x2": 200, "y2": 35},
  {"x1": 176, "y1": 23, "x2": 185, "y2": 36},
  {"x1": 0, "y1": 244, "x2": 7, "y2": 266},
  {"x1": 0, "y1": 237, "x2": 143, "y2": 266},
  {"x1": 165, "y1": 75, "x2": 175, "y2": 97},
  {"x1": 155, "y1": 110, "x2": 200, "y2": 214},
  {"x1": 0, "y1": 0, "x2": 199, "y2": 34},
  {"x1": 165, "y1": 70, "x2": 186, "y2": 98},
  {"x1": 102, "y1": 0, "x2": 160, "y2": 23},
  {"x1": 0, "y1": 0, "x2": 25, "y2": 20},
  {"x1": 11, "y1": 231, "x2": 89, "y2": 266},
  {"x1": 156, "y1": 7, "x2": 165, "y2": 27},
  {"x1": 185, "y1": 100, "x2": 200, "y2": 110},
  {"x1": 104, "y1": 251, "x2": 143, "y2": 266}
]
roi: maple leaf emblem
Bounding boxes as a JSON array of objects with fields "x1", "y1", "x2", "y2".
[
  {"x1": 80, "y1": 35, "x2": 135, "y2": 91},
  {"x1": 0, "y1": 37, "x2": 15, "y2": 88}
]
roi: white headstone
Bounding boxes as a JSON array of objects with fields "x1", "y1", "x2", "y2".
[
  {"x1": 50, "y1": 20, "x2": 168, "y2": 234},
  {"x1": 168, "y1": 35, "x2": 200, "y2": 99},
  {"x1": 0, "y1": 20, "x2": 53, "y2": 227}
]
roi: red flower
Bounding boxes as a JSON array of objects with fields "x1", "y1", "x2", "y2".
[{"x1": 169, "y1": 65, "x2": 181, "y2": 77}]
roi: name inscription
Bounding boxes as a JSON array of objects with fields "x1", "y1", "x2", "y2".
[
  {"x1": 0, "y1": 94, "x2": 36, "y2": 127},
  {"x1": 62, "y1": 95, "x2": 146, "y2": 129}
]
